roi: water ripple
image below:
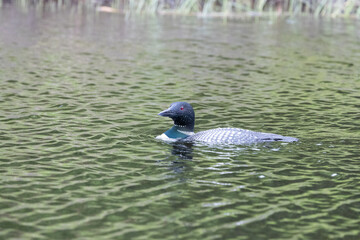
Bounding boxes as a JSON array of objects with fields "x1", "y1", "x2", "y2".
[{"x1": 0, "y1": 8, "x2": 359, "y2": 240}]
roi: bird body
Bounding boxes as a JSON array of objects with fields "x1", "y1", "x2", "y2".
[{"x1": 157, "y1": 102, "x2": 298, "y2": 145}]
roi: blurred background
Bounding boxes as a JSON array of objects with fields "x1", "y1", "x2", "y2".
[{"x1": 2, "y1": 0, "x2": 360, "y2": 18}]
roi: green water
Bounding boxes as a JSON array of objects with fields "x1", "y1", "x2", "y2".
[{"x1": 1, "y1": 6, "x2": 360, "y2": 240}]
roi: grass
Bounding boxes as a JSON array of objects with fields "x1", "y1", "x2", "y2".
[{"x1": 4, "y1": 0, "x2": 360, "y2": 18}]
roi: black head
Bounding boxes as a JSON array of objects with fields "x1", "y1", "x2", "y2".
[{"x1": 158, "y1": 102, "x2": 195, "y2": 131}]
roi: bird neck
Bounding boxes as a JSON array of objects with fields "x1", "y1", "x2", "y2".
[
  {"x1": 173, "y1": 115, "x2": 195, "y2": 132},
  {"x1": 164, "y1": 125, "x2": 194, "y2": 139}
]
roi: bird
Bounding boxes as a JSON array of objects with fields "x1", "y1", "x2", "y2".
[{"x1": 157, "y1": 102, "x2": 298, "y2": 145}]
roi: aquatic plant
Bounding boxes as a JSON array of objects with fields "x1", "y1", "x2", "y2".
[{"x1": 3, "y1": 0, "x2": 360, "y2": 18}]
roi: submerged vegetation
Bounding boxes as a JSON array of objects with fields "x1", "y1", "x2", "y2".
[{"x1": 2, "y1": 0, "x2": 360, "y2": 18}]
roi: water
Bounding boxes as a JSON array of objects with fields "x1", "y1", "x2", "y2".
[{"x1": 1, "y1": 6, "x2": 360, "y2": 239}]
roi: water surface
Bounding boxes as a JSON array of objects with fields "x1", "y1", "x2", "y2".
[{"x1": 0, "y1": 6, "x2": 360, "y2": 240}]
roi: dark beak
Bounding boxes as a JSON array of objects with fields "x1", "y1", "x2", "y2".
[{"x1": 158, "y1": 107, "x2": 173, "y2": 117}]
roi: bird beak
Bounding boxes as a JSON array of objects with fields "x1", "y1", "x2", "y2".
[{"x1": 158, "y1": 107, "x2": 173, "y2": 117}]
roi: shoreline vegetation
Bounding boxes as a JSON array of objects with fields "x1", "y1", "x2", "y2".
[{"x1": 2, "y1": 0, "x2": 360, "y2": 18}]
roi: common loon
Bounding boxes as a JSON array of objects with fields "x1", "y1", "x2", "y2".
[{"x1": 157, "y1": 102, "x2": 298, "y2": 145}]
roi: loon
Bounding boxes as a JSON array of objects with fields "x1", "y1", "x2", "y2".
[{"x1": 157, "y1": 102, "x2": 298, "y2": 145}]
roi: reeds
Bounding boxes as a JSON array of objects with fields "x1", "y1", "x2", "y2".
[{"x1": 4, "y1": 0, "x2": 360, "y2": 18}]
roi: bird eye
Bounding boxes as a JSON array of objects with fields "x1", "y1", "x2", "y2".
[{"x1": 180, "y1": 106, "x2": 184, "y2": 110}]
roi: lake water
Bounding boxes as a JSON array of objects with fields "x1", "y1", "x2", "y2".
[{"x1": 0, "y1": 5, "x2": 359, "y2": 240}]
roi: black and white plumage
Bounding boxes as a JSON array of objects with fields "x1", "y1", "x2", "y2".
[{"x1": 157, "y1": 102, "x2": 298, "y2": 145}]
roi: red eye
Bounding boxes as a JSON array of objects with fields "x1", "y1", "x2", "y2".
[{"x1": 180, "y1": 106, "x2": 184, "y2": 110}]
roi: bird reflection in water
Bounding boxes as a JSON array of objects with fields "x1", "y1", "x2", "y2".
[
  {"x1": 162, "y1": 141, "x2": 194, "y2": 176},
  {"x1": 170, "y1": 141, "x2": 194, "y2": 160}
]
